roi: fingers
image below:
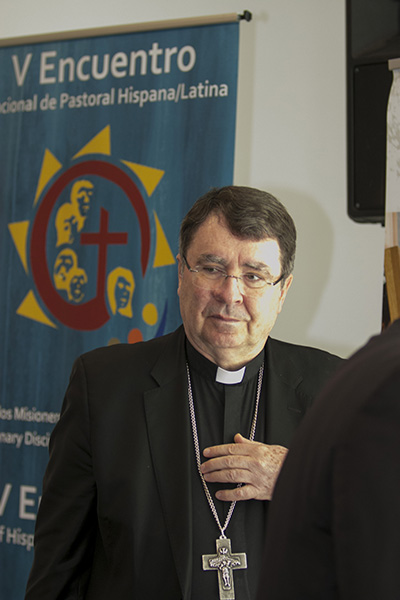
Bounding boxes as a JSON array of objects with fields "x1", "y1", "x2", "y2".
[
  {"x1": 201, "y1": 461, "x2": 254, "y2": 484},
  {"x1": 200, "y1": 437, "x2": 288, "y2": 501},
  {"x1": 202, "y1": 434, "x2": 258, "y2": 459},
  {"x1": 215, "y1": 484, "x2": 255, "y2": 502}
]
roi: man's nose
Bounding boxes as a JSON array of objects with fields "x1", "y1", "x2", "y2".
[{"x1": 213, "y1": 275, "x2": 244, "y2": 303}]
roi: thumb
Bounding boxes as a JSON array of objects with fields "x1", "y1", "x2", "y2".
[{"x1": 234, "y1": 433, "x2": 250, "y2": 444}]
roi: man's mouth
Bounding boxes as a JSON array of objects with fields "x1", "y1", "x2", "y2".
[{"x1": 209, "y1": 314, "x2": 242, "y2": 324}]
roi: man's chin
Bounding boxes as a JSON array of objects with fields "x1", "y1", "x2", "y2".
[{"x1": 204, "y1": 329, "x2": 245, "y2": 350}]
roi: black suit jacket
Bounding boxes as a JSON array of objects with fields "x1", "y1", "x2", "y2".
[
  {"x1": 25, "y1": 326, "x2": 341, "y2": 599},
  {"x1": 258, "y1": 319, "x2": 400, "y2": 600}
]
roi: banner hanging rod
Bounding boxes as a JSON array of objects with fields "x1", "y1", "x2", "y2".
[{"x1": 0, "y1": 11, "x2": 252, "y2": 48}]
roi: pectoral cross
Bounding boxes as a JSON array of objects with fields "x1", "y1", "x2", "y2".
[{"x1": 202, "y1": 537, "x2": 247, "y2": 600}]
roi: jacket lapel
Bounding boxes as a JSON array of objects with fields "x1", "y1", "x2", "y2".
[
  {"x1": 264, "y1": 338, "x2": 305, "y2": 446},
  {"x1": 144, "y1": 327, "x2": 193, "y2": 600}
]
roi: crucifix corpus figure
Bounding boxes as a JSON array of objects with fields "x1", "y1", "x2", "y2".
[{"x1": 202, "y1": 537, "x2": 247, "y2": 600}]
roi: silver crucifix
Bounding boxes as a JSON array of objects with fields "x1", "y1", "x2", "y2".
[{"x1": 202, "y1": 537, "x2": 247, "y2": 600}]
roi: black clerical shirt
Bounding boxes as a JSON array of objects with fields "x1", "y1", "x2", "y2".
[{"x1": 186, "y1": 341, "x2": 268, "y2": 600}]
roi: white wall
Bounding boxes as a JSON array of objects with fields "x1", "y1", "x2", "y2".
[{"x1": 1, "y1": 0, "x2": 385, "y2": 358}]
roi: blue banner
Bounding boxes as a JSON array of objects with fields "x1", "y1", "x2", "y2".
[{"x1": 0, "y1": 21, "x2": 239, "y2": 598}]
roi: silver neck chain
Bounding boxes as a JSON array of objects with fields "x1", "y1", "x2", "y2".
[{"x1": 186, "y1": 362, "x2": 264, "y2": 538}]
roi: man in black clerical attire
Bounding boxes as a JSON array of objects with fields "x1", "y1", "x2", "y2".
[{"x1": 25, "y1": 186, "x2": 342, "y2": 600}]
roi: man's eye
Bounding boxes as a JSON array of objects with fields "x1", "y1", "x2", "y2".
[
  {"x1": 201, "y1": 266, "x2": 224, "y2": 275},
  {"x1": 244, "y1": 273, "x2": 264, "y2": 282}
]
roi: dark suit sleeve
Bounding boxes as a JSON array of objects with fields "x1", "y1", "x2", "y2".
[
  {"x1": 333, "y1": 372, "x2": 400, "y2": 599},
  {"x1": 25, "y1": 358, "x2": 97, "y2": 599}
]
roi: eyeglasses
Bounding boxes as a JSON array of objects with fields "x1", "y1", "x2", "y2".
[{"x1": 182, "y1": 255, "x2": 284, "y2": 296}]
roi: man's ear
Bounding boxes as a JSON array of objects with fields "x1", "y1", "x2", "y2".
[
  {"x1": 176, "y1": 254, "x2": 183, "y2": 296},
  {"x1": 176, "y1": 254, "x2": 183, "y2": 278},
  {"x1": 277, "y1": 274, "x2": 293, "y2": 313}
]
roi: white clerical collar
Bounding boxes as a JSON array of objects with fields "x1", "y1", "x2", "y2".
[{"x1": 215, "y1": 366, "x2": 246, "y2": 384}]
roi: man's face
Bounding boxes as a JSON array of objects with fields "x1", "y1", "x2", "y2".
[{"x1": 177, "y1": 214, "x2": 292, "y2": 369}]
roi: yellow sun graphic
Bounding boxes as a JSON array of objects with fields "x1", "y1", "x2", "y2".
[{"x1": 8, "y1": 125, "x2": 175, "y2": 329}]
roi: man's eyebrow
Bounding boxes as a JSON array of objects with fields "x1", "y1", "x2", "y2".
[
  {"x1": 196, "y1": 254, "x2": 275, "y2": 274},
  {"x1": 196, "y1": 254, "x2": 227, "y2": 266},
  {"x1": 242, "y1": 261, "x2": 272, "y2": 274}
]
